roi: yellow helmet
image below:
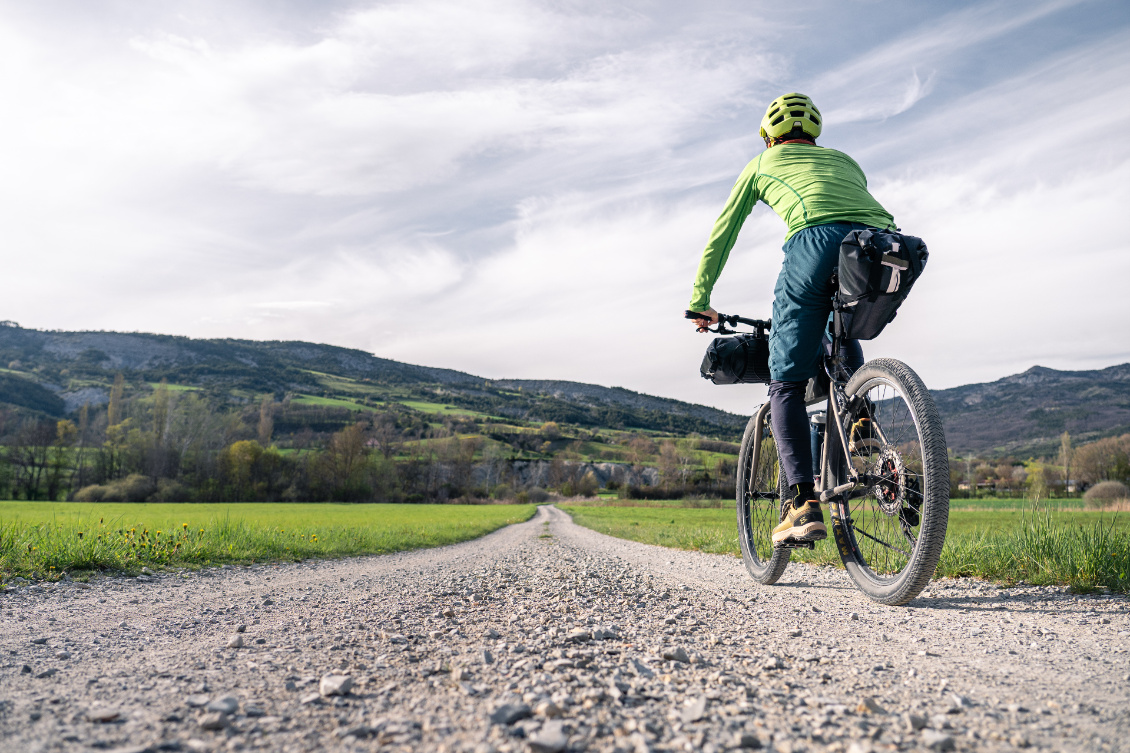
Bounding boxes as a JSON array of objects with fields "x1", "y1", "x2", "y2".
[{"x1": 759, "y1": 92, "x2": 822, "y2": 140}]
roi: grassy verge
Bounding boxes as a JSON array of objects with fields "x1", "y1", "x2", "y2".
[
  {"x1": 561, "y1": 503, "x2": 1130, "y2": 593},
  {"x1": 0, "y1": 502, "x2": 536, "y2": 582}
]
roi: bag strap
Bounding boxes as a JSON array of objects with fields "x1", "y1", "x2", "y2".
[
  {"x1": 905, "y1": 237, "x2": 924, "y2": 279},
  {"x1": 865, "y1": 238, "x2": 885, "y2": 301}
]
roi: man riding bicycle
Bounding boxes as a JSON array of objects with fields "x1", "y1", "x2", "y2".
[{"x1": 688, "y1": 93, "x2": 896, "y2": 548}]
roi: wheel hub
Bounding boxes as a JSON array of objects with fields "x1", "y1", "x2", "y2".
[{"x1": 873, "y1": 447, "x2": 906, "y2": 515}]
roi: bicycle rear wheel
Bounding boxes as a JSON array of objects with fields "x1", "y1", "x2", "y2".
[
  {"x1": 736, "y1": 404, "x2": 790, "y2": 584},
  {"x1": 831, "y1": 358, "x2": 949, "y2": 605}
]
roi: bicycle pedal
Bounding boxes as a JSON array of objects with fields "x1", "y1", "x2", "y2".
[{"x1": 775, "y1": 538, "x2": 816, "y2": 550}]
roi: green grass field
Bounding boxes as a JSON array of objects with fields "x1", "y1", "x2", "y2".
[
  {"x1": 0, "y1": 502, "x2": 536, "y2": 582},
  {"x1": 561, "y1": 503, "x2": 1130, "y2": 593}
]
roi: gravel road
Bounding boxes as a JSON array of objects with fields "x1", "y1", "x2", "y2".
[{"x1": 2, "y1": 505, "x2": 1128, "y2": 753}]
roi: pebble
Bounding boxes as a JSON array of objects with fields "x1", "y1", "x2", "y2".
[
  {"x1": 86, "y1": 707, "x2": 120, "y2": 723},
  {"x1": 318, "y1": 673, "x2": 353, "y2": 696},
  {"x1": 527, "y1": 719, "x2": 567, "y2": 753},
  {"x1": 680, "y1": 696, "x2": 708, "y2": 723},
  {"x1": 226, "y1": 635, "x2": 244, "y2": 649},
  {"x1": 921, "y1": 729, "x2": 955, "y2": 751},
  {"x1": 857, "y1": 697, "x2": 887, "y2": 715},
  {"x1": 661, "y1": 646, "x2": 690, "y2": 663},
  {"x1": 185, "y1": 694, "x2": 211, "y2": 708},
  {"x1": 197, "y1": 712, "x2": 229, "y2": 731},
  {"x1": 205, "y1": 696, "x2": 238, "y2": 715},
  {"x1": 489, "y1": 702, "x2": 532, "y2": 725}
]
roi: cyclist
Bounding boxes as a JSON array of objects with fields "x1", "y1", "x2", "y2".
[{"x1": 688, "y1": 92, "x2": 895, "y2": 546}]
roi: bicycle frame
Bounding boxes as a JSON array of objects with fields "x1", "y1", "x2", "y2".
[{"x1": 816, "y1": 306, "x2": 873, "y2": 502}]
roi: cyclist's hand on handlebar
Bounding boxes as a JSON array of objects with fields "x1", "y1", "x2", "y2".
[{"x1": 687, "y1": 307, "x2": 718, "y2": 333}]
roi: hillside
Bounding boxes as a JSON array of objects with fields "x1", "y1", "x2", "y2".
[
  {"x1": 932, "y1": 363, "x2": 1130, "y2": 457},
  {"x1": 0, "y1": 323, "x2": 1126, "y2": 458},
  {"x1": 0, "y1": 324, "x2": 747, "y2": 439}
]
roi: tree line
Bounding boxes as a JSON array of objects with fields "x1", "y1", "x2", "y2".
[{"x1": 0, "y1": 378, "x2": 735, "y2": 503}]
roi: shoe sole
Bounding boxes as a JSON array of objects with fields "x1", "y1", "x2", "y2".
[
  {"x1": 849, "y1": 438, "x2": 883, "y2": 454},
  {"x1": 772, "y1": 521, "x2": 827, "y2": 544}
]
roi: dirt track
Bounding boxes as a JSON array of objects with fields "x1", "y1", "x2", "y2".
[{"x1": 1, "y1": 505, "x2": 1127, "y2": 753}]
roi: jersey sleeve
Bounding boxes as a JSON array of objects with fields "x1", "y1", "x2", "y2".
[{"x1": 688, "y1": 162, "x2": 761, "y2": 312}]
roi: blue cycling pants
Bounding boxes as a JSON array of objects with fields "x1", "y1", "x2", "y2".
[{"x1": 767, "y1": 222, "x2": 867, "y2": 487}]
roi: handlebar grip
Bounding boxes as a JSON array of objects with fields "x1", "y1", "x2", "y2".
[{"x1": 684, "y1": 310, "x2": 712, "y2": 320}]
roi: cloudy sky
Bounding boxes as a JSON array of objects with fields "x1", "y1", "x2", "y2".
[{"x1": 3, "y1": 0, "x2": 1128, "y2": 414}]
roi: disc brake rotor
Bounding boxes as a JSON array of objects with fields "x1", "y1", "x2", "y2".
[{"x1": 873, "y1": 447, "x2": 906, "y2": 515}]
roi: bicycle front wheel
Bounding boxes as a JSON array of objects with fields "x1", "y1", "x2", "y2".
[
  {"x1": 832, "y1": 358, "x2": 949, "y2": 605},
  {"x1": 736, "y1": 404, "x2": 790, "y2": 584}
]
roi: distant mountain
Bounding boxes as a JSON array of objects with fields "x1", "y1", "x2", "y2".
[
  {"x1": 932, "y1": 364, "x2": 1130, "y2": 457},
  {"x1": 0, "y1": 323, "x2": 1125, "y2": 455},
  {"x1": 0, "y1": 324, "x2": 747, "y2": 438}
]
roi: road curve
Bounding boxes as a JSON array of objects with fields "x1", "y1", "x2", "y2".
[{"x1": 1, "y1": 504, "x2": 1127, "y2": 753}]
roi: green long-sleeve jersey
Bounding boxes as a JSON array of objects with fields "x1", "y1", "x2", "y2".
[{"x1": 688, "y1": 143, "x2": 894, "y2": 312}]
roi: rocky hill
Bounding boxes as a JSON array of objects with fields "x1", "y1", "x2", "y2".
[
  {"x1": 932, "y1": 363, "x2": 1130, "y2": 457},
  {"x1": 0, "y1": 324, "x2": 747, "y2": 438},
  {"x1": 0, "y1": 323, "x2": 1125, "y2": 455}
]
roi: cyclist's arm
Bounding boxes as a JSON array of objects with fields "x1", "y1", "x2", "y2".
[{"x1": 688, "y1": 162, "x2": 761, "y2": 312}]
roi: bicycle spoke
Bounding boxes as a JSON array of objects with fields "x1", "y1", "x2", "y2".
[
  {"x1": 849, "y1": 520, "x2": 911, "y2": 557},
  {"x1": 842, "y1": 378, "x2": 926, "y2": 577}
]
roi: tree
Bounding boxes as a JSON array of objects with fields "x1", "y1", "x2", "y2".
[
  {"x1": 1058, "y1": 431, "x2": 1073, "y2": 494},
  {"x1": 258, "y1": 395, "x2": 275, "y2": 447},
  {"x1": 1075, "y1": 434, "x2": 1130, "y2": 484},
  {"x1": 107, "y1": 373, "x2": 125, "y2": 427}
]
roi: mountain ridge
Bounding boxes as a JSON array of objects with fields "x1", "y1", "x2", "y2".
[{"x1": 0, "y1": 323, "x2": 1126, "y2": 456}]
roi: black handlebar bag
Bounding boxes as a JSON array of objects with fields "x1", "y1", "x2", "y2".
[
  {"x1": 699, "y1": 332, "x2": 771, "y2": 385},
  {"x1": 834, "y1": 228, "x2": 928, "y2": 340}
]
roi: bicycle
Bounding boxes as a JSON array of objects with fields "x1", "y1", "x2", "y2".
[{"x1": 702, "y1": 310, "x2": 949, "y2": 606}]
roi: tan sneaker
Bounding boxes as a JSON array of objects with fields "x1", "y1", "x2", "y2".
[
  {"x1": 848, "y1": 417, "x2": 882, "y2": 454},
  {"x1": 772, "y1": 499, "x2": 827, "y2": 545}
]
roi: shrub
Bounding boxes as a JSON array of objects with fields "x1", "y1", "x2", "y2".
[
  {"x1": 491, "y1": 483, "x2": 513, "y2": 501},
  {"x1": 527, "y1": 488, "x2": 550, "y2": 504},
  {"x1": 576, "y1": 471, "x2": 599, "y2": 498},
  {"x1": 515, "y1": 490, "x2": 530, "y2": 504},
  {"x1": 71, "y1": 474, "x2": 156, "y2": 503},
  {"x1": 72, "y1": 484, "x2": 105, "y2": 503},
  {"x1": 151, "y1": 479, "x2": 191, "y2": 503},
  {"x1": 1084, "y1": 480, "x2": 1130, "y2": 503}
]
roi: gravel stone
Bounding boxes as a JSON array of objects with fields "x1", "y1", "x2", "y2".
[
  {"x1": 921, "y1": 729, "x2": 955, "y2": 750},
  {"x1": 680, "y1": 696, "x2": 708, "y2": 723},
  {"x1": 318, "y1": 673, "x2": 352, "y2": 696},
  {"x1": 489, "y1": 702, "x2": 532, "y2": 725},
  {"x1": 226, "y1": 635, "x2": 244, "y2": 649},
  {"x1": 204, "y1": 696, "x2": 238, "y2": 715},
  {"x1": 661, "y1": 646, "x2": 690, "y2": 663},
  {"x1": 527, "y1": 719, "x2": 567, "y2": 753},
  {"x1": 197, "y1": 712, "x2": 229, "y2": 731},
  {"x1": 86, "y1": 707, "x2": 120, "y2": 723}
]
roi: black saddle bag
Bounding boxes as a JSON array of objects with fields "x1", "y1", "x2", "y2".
[
  {"x1": 700, "y1": 332, "x2": 771, "y2": 385},
  {"x1": 835, "y1": 228, "x2": 928, "y2": 340}
]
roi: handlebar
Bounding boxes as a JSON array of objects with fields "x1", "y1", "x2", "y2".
[{"x1": 684, "y1": 310, "x2": 771, "y2": 336}]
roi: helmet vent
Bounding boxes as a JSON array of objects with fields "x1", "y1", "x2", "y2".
[{"x1": 770, "y1": 114, "x2": 786, "y2": 126}]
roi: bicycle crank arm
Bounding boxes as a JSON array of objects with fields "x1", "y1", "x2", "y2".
[{"x1": 820, "y1": 482, "x2": 856, "y2": 502}]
